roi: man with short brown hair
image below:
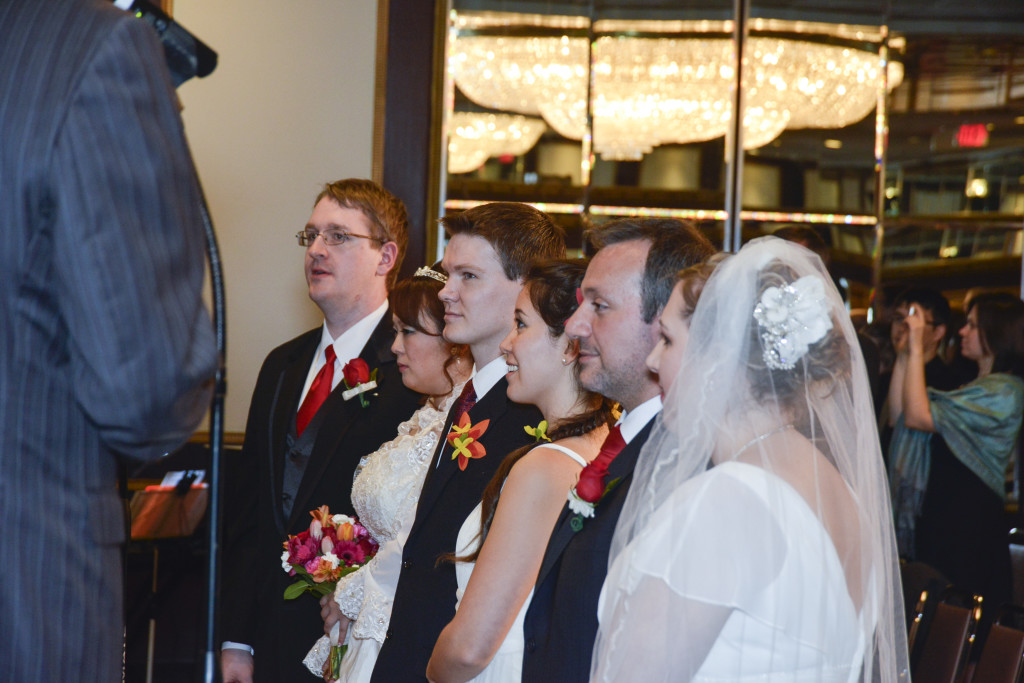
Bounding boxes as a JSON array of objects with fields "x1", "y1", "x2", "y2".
[{"x1": 221, "y1": 179, "x2": 420, "y2": 683}]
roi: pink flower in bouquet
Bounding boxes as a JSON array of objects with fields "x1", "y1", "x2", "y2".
[
  {"x1": 333, "y1": 540, "x2": 367, "y2": 566},
  {"x1": 284, "y1": 532, "x2": 319, "y2": 573}
]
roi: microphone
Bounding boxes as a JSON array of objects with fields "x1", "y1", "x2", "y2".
[{"x1": 112, "y1": 0, "x2": 217, "y2": 87}]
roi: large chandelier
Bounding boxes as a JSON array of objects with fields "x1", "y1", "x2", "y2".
[
  {"x1": 449, "y1": 13, "x2": 903, "y2": 161},
  {"x1": 448, "y1": 112, "x2": 546, "y2": 173}
]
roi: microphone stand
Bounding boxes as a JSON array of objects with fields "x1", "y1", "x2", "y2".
[{"x1": 197, "y1": 180, "x2": 227, "y2": 683}]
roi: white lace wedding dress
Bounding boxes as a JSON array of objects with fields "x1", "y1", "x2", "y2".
[
  {"x1": 303, "y1": 386, "x2": 461, "y2": 682},
  {"x1": 452, "y1": 443, "x2": 587, "y2": 683}
]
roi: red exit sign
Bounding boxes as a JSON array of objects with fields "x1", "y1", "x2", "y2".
[{"x1": 956, "y1": 124, "x2": 989, "y2": 148}]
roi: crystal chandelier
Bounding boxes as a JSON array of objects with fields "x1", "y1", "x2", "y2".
[
  {"x1": 449, "y1": 14, "x2": 903, "y2": 161},
  {"x1": 447, "y1": 112, "x2": 546, "y2": 173}
]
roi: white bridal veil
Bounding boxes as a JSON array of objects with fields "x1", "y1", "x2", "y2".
[{"x1": 592, "y1": 237, "x2": 909, "y2": 682}]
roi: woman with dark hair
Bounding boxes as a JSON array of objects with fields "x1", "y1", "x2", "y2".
[
  {"x1": 426, "y1": 259, "x2": 613, "y2": 683},
  {"x1": 593, "y1": 238, "x2": 907, "y2": 682},
  {"x1": 304, "y1": 266, "x2": 471, "y2": 682},
  {"x1": 889, "y1": 291, "x2": 1024, "y2": 612}
]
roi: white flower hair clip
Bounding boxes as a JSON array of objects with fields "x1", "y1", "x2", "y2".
[{"x1": 752, "y1": 274, "x2": 833, "y2": 370}]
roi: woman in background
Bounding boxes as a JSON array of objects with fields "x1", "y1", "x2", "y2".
[
  {"x1": 304, "y1": 266, "x2": 471, "y2": 681},
  {"x1": 889, "y1": 292, "x2": 1024, "y2": 613}
]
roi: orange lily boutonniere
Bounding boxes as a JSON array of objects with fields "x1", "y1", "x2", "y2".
[{"x1": 447, "y1": 413, "x2": 491, "y2": 471}]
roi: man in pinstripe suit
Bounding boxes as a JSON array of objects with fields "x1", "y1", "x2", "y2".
[{"x1": 0, "y1": 1, "x2": 218, "y2": 680}]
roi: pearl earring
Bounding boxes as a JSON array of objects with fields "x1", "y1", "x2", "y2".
[{"x1": 561, "y1": 357, "x2": 571, "y2": 366}]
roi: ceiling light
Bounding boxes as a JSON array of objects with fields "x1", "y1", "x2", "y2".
[
  {"x1": 448, "y1": 112, "x2": 546, "y2": 173},
  {"x1": 450, "y1": 13, "x2": 902, "y2": 160}
]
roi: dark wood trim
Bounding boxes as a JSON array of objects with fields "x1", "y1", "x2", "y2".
[
  {"x1": 189, "y1": 431, "x2": 245, "y2": 447},
  {"x1": 372, "y1": 0, "x2": 390, "y2": 188},
  {"x1": 379, "y1": 0, "x2": 446, "y2": 276}
]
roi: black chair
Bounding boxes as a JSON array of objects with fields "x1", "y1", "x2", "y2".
[
  {"x1": 970, "y1": 605, "x2": 1024, "y2": 683},
  {"x1": 902, "y1": 561, "x2": 951, "y2": 634},
  {"x1": 1009, "y1": 530, "x2": 1024, "y2": 606},
  {"x1": 910, "y1": 587, "x2": 983, "y2": 683}
]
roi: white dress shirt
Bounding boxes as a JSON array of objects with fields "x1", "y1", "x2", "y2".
[
  {"x1": 298, "y1": 301, "x2": 389, "y2": 405},
  {"x1": 617, "y1": 395, "x2": 662, "y2": 444}
]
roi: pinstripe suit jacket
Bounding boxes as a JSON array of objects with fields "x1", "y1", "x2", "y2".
[{"x1": 0, "y1": 1, "x2": 217, "y2": 680}]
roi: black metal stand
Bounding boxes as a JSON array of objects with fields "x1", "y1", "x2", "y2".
[{"x1": 196, "y1": 180, "x2": 227, "y2": 683}]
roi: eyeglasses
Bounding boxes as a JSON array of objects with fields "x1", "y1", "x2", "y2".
[{"x1": 296, "y1": 229, "x2": 384, "y2": 247}]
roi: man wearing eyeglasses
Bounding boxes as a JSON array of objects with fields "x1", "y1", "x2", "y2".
[{"x1": 221, "y1": 179, "x2": 420, "y2": 683}]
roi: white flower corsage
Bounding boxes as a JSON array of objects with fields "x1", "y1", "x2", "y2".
[
  {"x1": 567, "y1": 488, "x2": 596, "y2": 519},
  {"x1": 753, "y1": 274, "x2": 832, "y2": 370}
]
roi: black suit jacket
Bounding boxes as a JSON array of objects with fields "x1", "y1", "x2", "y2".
[
  {"x1": 522, "y1": 421, "x2": 655, "y2": 683},
  {"x1": 371, "y1": 377, "x2": 542, "y2": 682},
  {"x1": 221, "y1": 315, "x2": 420, "y2": 682}
]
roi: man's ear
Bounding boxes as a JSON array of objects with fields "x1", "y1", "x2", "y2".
[
  {"x1": 376, "y1": 242, "x2": 399, "y2": 276},
  {"x1": 929, "y1": 322, "x2": 947, "y2": 347}
]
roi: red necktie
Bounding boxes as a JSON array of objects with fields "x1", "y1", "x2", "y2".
[
  {"x1": 574, "y1": 425, "x2": 626, "y2": 503},
  {"x1": 296, "y1": 345, "x2": 337, "y2": 437},
  {"x1": 452, "y1": 379, "x2": 477, "y2": 422},
  {"x1": 593, "y1": 424, "x2": 626, "y2": 471}
]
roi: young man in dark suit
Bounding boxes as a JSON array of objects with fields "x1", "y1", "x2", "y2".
[
  {"x1": 367, "y1": 202, "x2": 565, "y2": 682},
  {"x1": 522, "y1": 219, "x2": 715, "y2": 683},
  {"x1": 220, "y1": 179, "x2": 421, "y2": 682}
]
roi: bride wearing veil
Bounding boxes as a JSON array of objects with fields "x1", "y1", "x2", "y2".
[{"x1": 591, "y1": 237, "x2": 909, "y2": 682}]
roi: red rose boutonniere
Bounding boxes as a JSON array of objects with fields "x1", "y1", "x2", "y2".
[
  {"x1": 447, "y1": 413, "x2": 491, "y2": 471},
  {"x1": 341, "y1": 358, "x2": 378, "y2": 408},
  {"x1": 567, "y1": 463, "x2": 620, "y2": 531}
]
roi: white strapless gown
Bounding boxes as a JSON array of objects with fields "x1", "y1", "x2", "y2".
[
  {"x1": 453, "y1": 443, "x2": 587, "y2": 683},
  {"x1": 303, "y1": 387, "x2": 461, "y2": 682}
]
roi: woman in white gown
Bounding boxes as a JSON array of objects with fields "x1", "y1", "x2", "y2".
[
  {"x1": 303, "y1": 266, "x2": 471, "y2": 682},
  {"x1": 426, "y1": 259, "x2": 613, "y2": 683},
  {"x1": 592, "y1": 238, "x2": 910, "y2": 682}
]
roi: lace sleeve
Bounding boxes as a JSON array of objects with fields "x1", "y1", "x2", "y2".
[{"x1": 333, "y1": 555, "x2": 373, "y2": 621}]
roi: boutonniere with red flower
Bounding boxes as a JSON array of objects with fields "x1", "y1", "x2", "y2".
[
  {"x1": 447, "y1": 413, "x2": 491, "y2": 470},
  {"x1": 341, "y1": 358, "x2": 377, "y2": 408},
  {"x1": 567, "y1": 463, "x2": 620, "y2": 532}
]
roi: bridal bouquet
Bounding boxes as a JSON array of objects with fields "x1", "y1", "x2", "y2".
[{"x1": 282, "y1": 505, "x2": 378, "y2": 680}]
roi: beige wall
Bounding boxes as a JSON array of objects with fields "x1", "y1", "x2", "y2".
[{"x1": 173, "y1": 0, "x2": 379, "y2": 432}]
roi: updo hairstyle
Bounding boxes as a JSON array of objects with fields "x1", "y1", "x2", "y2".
[
  {"x1": 744, "y1": 261, "x2": 850, "y2": 412},
  {"x1": 390, "y1": 266, "x2": 468, "y2": 396},
  {"x1": 675, "y1": 253, "x2": 730, "y2": 321}
]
